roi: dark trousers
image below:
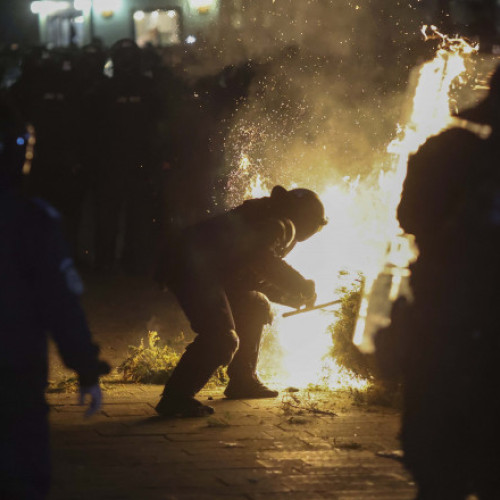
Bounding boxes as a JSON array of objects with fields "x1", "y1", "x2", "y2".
[
  {"x1": 400, "y1": 270, "x2": 500, "y2": 499},
  {"x1": 94, "y1": 165, "x2": 155, "y2": 273},
  {"x1": 0, "y1": 412, "x2": 50, "y2": 500},
  {"x1": 162, "y1": 272, "x2": 273, "y2": 398}
]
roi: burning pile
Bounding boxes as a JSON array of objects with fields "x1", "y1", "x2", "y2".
[{"x1": 230, "y1": 28, "x2": 481, "y2": 390}]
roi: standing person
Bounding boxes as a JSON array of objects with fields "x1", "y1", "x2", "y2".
[
  {"x1": 10, "y1": 48, "x2": 83, "y2": 252},
  {"x1": 155, "y1": 185, "x2": 327, "y2": 417},
  {"x1": 383, "y1": 65, "x2": 500, "y2": 499},
  {"x1": 90, "y1": 39, "x2": 162, "y2": 274},
  {"x1": 0, "y1": 101, "x2": 110, "y2": 500}
]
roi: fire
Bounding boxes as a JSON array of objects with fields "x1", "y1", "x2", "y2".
[{"x1": 234, "y1": 29, "x2": 479, "y2": 389}]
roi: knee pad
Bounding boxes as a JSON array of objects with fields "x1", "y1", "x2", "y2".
[
  {"x1": 188, "y1": 329, "x2": 239, "y2": 366},
  {"x1": 248, "y1": 292, "x2": 273, "y2": 325},
  {"x1": 217, "y1": 329, "x2": 240, "y2": 365}
]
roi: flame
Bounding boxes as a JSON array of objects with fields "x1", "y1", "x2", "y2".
[{"x1": 232, "y1": 29, "x2": 478, "y2": 389}]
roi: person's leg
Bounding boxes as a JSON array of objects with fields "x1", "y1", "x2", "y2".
[
  {"x1": 94, "y1": 169, "x2": 123, "y2": 271},
  {"x1": 156, "y1": 276, "x2": 239, "y2": 417},
  {"x1": 225, "y1": 290, "x2": 278, "y2": 398},
  {"x1": 0, "y1": 412, "x2": 50, "y2": 500}
]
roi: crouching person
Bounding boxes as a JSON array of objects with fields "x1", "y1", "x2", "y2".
[
  {"x1": 0, "y1": 101, "x2": 110, "y2": 500},
  {"x1": 155, "y1": 185, "x2": 327, "y2": 417}
]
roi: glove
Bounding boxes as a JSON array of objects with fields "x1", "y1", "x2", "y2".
[
  {"x1": 300, "y1": 279, "x2": 317, "y2": 308},
  {"x1": 79, "y1": 384, "x2": 103, "y2": 418},
  {"x1": 287, "y1": 279, "x2": 316, "y2": 309}
]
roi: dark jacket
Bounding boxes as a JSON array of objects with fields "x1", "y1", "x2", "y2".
[
  {"x1": 0, "y1": 189, "x2": 107, "y2": 414},
  {"x1": 158, "y1": 195, "x2": 312, "y2": 305}
]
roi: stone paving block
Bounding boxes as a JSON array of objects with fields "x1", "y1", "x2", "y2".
[
  {"x1": 165, "y1": 426, "x2": 277, "y2": 442},
  {"x1": 209, "y1": 399, "x2": 255, "y2": 412},
  {"x1": 269, "y1": 472, "x2": 411, "y2": 493},
  {"x1": 101, "y1": 403, "x2": 154, "y2": 417},
  {"x1": 241, "y1": 399, "x2": 287, "y2": 410},
  {"x1": 195, "y1": 458, "x2": 269, "y2": 470},
  {"x1": 214, "y1": 468, "x2": 290, "y2": 487},
  {"x1": 250, "y1": 493, "x2": 332, "y2": 500}
]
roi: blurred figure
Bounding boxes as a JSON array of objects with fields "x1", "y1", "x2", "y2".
[
  {"x1": 75, "y1": 43, "x2": 107, "y2": 92},
  {"x1": 379, "y1": 65, "x2": 500, "y2": 499},
  {"x1": 74, "y1": 43, "x2": 108, "y2": 263},
  {"x1": 9, "y1": 46, "x2": 83, "y2": 252},
  {"x1": 0, "y1": 100, "x2": 110, "y2": 500},
  {"x1": 0, "y1": 43, "x2": 22, "y2": 89},
  {"x1": 89, "y1": 39, "x2": 162, "y2": 273},
  {"x1": 154, "y1": 186, "x2": 326, "y2": 417},
  {"x1": 168, "y1": 60, "x2": 255, "y2": 227}
]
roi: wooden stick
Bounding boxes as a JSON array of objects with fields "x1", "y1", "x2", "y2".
[{"x1": 282, "y1": 299, "x2": 342, "y2": 318}]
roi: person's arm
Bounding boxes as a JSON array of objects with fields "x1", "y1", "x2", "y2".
[
  {"x1": 31, "y1": 203, "x2": 109, "y2": 414},
  {"x1": 251, "y1": 252, "x2": 316, "y2": 308}
]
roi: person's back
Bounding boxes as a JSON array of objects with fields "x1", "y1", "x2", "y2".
[{"x1": 391, "y1": 65, "x2": 500, "y2": 500}]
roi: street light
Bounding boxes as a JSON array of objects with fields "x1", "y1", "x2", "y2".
[
  {"x1": 30, "y1": 1, "x2": 71, "y2": 15},
  {"x1": 93, "y1": 0, "x2": 122, "y2": 17},
  {"x1": 189, "y1": 0, "x2": 217, "y2": 14}
]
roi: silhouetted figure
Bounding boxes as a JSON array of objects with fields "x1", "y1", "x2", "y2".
[
  {"x1": 154, "y1": 186, "x2": 327, "y2": 417},
  {"x1": 9, "y1": 47, "x2": 83, "y2": 252},
  {"x1": 168, "y1": 61, "x2": 255, "y2": 227},
  {"x1": 0, "y1": 101, "x2": 110, "y2": 500},
  {"x1": 386, "y1": 65, "x2": 500, "y2": 499},
  {"x1": 89, "y1": 39, "x2": 162, "y2": 273}
]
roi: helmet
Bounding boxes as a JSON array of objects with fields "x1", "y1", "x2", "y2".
[
  {"x1": 78, "y1": 43, "x2": 106, "y2": 78},
  {"x1": 0, "y1": 100, "x2": 35, "y2": 189},
  {"x1": 110, "y1": 39, "x2": 141, "y2": 77},
  {"x1": 271, "y1": 185, "x2": 327, "y2": 241}
]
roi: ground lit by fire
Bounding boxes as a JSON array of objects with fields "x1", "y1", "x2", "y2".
[{"x1": 230, "y1": 27, "x2": 484, "y2": 391}]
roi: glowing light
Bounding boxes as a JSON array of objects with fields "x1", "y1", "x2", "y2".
[
  {"x1": 93, "y1": 0, "x2": 121, "y2": 14},
  {"x1": 167, "y1": 10, "x2": 177, "y2": 18},
  {"x1": 74, "y1": 15, "x2": 84, "y2": 23},
  {"x1": 151, "y1": 10, "x2": 159, "y2": 19},
  {"x1": 185, "y1": 35, "x2": 197, "y2": 44},
  {"x1": 31, "y1": 1, "x2": 70, "y2": 15},
  {"x1": 189, "y1": 0, "x2": 216, "y2": 11},
  {"x1": 133, "y1": 10, "x2": 145, "y2": 21},
  {"x1": 74, "y1": 0, "x2": 91, "y2": 10},
  {"x1": 22, "y1": 125, "x2": 35, "y2": 176}
]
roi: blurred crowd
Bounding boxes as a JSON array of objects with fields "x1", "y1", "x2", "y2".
[{"x1": 0, "y1": 40, "x2": 256, "y2": 275}]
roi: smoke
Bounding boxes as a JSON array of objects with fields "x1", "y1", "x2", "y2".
[{"x1": 214, "y1": 0, "x2": 429, "y2": 205}]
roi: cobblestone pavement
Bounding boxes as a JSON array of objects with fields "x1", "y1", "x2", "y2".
[{"x1": 48, "y1": 386, "x2": 415, "y2": 500}]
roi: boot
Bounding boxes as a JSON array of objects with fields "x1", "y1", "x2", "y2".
[
  {"x1": 224, "y1": 375, "x2": 279, "y2": 399},
  {"x1": 155, "y1": 394, "x2": 215, "y2": 418}
]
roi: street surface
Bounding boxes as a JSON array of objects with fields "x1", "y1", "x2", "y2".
[{"x1": 48, "y1": 386, "x2": 415, "y2": 500}]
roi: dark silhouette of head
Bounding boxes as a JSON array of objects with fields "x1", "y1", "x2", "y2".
[
  {"x1": 78, "y1": 43, "x2": 106, "y2": 80},
  {"x1": 270, "y1": 185, "x2": 328, "y2": 241},
  {"x1": 110, "y1": 39, "x2": 142, "y2": 78}
]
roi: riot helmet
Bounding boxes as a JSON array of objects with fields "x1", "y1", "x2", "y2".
[
  {"x1": 0, "y1": 100, "x2": 35, "y2": 189},
  {"x1": 110, "y1": 39, "x2": 142, "y2": 77},
  {"x1": 270, "y1": 185, "x2": 327, "y2": 241},
  {"x1": 78, "y1": 43, "x2": 106, "y2": 80}
]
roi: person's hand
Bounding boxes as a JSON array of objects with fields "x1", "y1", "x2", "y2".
[
  {"x1": 79, "y1": 384, "x2": 103, "y2": 418},
  {"x1": 301, "y1": 279, "x2": 317, "y2": 308}
]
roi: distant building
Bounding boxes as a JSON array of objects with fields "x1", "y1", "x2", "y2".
[{"x1": 29, "y1": 0, "x2": 220, "y2": 47}]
